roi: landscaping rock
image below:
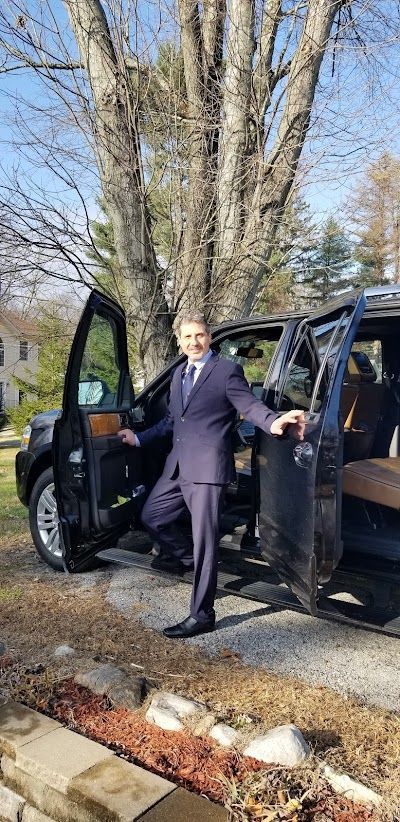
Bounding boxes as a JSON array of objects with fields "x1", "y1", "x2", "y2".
[
  {"x1": 54, "y1": 645, "x2": 75, "y2": 657},
  {"x1": 243, "y1": 724, "x2": 310, "y2": 766},
  {"x1": 193, "y1": 713, "x2": 216, "y2": 737},
  {"x1": 322, "y1": 764, "x2": 382, "y2": 807},
  {"x1": 0, "y1": 641, "x2": 7, "y2": 656},
  {"x1": 150, "y1": 691, "x2": 207, "y2": 719},
  {"x1": 209, "y1": 723, "x2": 239, "y2": 748},
  {"x1": 107, "y1": 677, "x2": 145, "y2": 710},
  {"x1": 74, "y1": 664, "x2": 125, "y2": 695},
  {"x1": 146, "y1": 705, "x2": 184, "y2": 731}
]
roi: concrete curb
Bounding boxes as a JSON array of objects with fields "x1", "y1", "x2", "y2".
[{"x1": 0, "y1": 701, "x2": 228, "y2": 822}]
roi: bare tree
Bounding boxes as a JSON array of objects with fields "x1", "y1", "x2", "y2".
[
  {"x1": 348, "y1": 152, "x2": 400, "y2": 286},
  {"x1": 1, "y1": 1, "x2": 400, "y2": 378}
]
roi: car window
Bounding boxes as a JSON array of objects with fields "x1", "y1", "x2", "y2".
[
  {"x1": 78, "y1": 313, "x2": 121, "y2": 408},
  {"x1": 277, "y1": 312, "x2": 351, "y2": 413},
  {"x1": 278, "y1": 332, "x2": 320, "y2": 412},
  {"x1": 218, "y1": 336, "x2": 281, "y2": 385},
  {"x1": 351, "y1": 340, "x2": 383, "y2": 383}
]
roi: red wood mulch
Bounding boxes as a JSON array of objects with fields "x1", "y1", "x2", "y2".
[{"x1": 35, "y1": 679, "x2": 374, "y2": 821}]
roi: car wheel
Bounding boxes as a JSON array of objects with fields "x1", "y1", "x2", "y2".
[
  {"x1": 29, "y1": 467, "x2": 105, "y2": 573},
  {"x1": 29, "y1": 467, "x2": 64, "y2": 571}
]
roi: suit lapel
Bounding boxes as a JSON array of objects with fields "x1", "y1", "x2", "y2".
[{"x1": 183, "y1": 353, "x2": 219, "y2": 410}]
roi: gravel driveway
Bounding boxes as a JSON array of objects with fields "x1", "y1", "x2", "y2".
[{"x1": 106, "y1": 565, "x2": 400, "y2": 712}]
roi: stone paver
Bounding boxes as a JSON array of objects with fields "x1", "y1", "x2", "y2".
[
  {"x1": 69, "y1": 754, "x2": 176, "y2": 821},
  {"x1": 0, "y1": 782, "x2": 25, "y2": 821},
  {"x1": 22, "y1": 807, "x2": 55, "y2": 822},
  {"x1": 137, "y1": 788, "x2": 228, "y2": 821},
  {"x1": 0, "y1": 702, "x2": 60, "y2": 759},
  {"x1": 15, "y1": 727, "x2": 113, "y2": 794},
  {"x1": 1, "y1": 754, "x2": 96, "y2": 822}
]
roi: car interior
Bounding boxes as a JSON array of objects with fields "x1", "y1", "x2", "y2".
[{"x1": 340, "y1": 320, "x2": 400, "y2": 563}]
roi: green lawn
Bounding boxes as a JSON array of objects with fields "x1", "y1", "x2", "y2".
[{"x1": 0, "y1": 448, "x2": 29, "y2": 540}]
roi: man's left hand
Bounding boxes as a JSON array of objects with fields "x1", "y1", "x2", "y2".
[{"x1": 270, "y1": 410, "x2": 305, "y2": 441}]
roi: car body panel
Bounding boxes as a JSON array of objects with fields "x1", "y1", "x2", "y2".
[
  {"x1": 53, "y1": 290, "x2": 142, "y2": 571},
  {"x1": 258, "y1": 292, "x2": 367, "y2": 614}
]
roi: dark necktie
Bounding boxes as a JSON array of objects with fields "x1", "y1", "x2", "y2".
[{"x1": 182, "y1": 364, "x2": 196, "y2": 406}]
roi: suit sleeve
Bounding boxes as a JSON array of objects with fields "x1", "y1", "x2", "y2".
[
  {"x1": 136, "y1": 408, "x2": 174, "y2": 447},
  {"x1": 225, "y1": 364, "x2": 279, "y2": 434},
  {"x1": 136, "y1": 368, "x2": 176, "y2": 447}
]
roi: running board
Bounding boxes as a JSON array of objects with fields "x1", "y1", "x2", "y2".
[{"x1": 97, "y1": 548, "x2": 400, "y2": 637}]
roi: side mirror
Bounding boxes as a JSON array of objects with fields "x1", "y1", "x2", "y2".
[
  {"x1": 304, "y1": 377, "x2": 313, "y2": 398},
  {"x1": 78, "y1": 379, "x2": 106, "y2": 406}
]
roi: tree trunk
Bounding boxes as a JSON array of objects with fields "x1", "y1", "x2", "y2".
[
  {"x1": 64, "y1": 0, "x2": 173, "y2": 380},
  {"x1": 211, "y1": 0, "x2": 341, "y2": 322}
]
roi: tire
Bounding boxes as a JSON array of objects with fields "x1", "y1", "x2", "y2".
[
  {"x1": 29, "y1": 467, "x2": 64, "y2": 571},
  {"x1": 29, "y1": 467, "x2": 105, "y2": 573}
]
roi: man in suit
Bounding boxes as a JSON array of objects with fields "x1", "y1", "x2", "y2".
[{"x1": 118, "y1": 311, "x2": 305, "y2": 638}]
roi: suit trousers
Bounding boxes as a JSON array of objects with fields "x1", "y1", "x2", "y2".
[{"x1": 141, "y1": 466, "x2": 226, "y2": 623}]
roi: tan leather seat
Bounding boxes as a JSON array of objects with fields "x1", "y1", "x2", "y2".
[
  {"x1": 343, "y1": 457, "x2": 400, "y2": 509},
  {"x1": 234, "y1": 447, "x2": 252, "y2": 475},
  {"x1": 341, "y1": 352, "x2": 384, "y2": 463}
]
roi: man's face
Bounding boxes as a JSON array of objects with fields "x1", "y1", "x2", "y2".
[{"x1": 178, "y1": 321, "x2": 212, "y2": 361}]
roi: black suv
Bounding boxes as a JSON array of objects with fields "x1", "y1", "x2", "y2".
[{"x1": 16, "y1": 287, "x2": 400, "y2": 636}]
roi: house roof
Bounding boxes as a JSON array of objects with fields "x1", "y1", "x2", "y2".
[{"x1": 0, "y1": 309, "x2": 38, "y2": 339}]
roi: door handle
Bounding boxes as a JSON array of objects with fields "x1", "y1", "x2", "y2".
[{"x1": 293, "y1": 441, "x2": 313, "y2": 468}]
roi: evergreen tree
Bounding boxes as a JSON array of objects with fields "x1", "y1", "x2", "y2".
[
  {"x1": 301, "y1": 217, "x2": 354, "y2": 305},
  {"x1": 256, "y1": 196, "x2": 318, "y2": 313}
]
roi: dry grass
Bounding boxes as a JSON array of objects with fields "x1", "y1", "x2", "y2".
[{"x1": 0, "y1": 530, "x2": 399, "y2": 815}]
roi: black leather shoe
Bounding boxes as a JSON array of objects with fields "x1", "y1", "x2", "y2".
[
  {"x1": 163, "y1": 616, "x2": 215, "y2": 638},
  {"x1": 151, "y1": 556, "x2": 193, "y2": 574}
]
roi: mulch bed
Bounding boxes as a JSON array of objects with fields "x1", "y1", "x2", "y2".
[{"x1": 25, "y1": 676, "x2": 376, "y2": 821}]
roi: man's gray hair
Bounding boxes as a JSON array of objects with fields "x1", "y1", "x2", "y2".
[{"x1": 173, "y1": 310, "x2": 211, "y2": 336}]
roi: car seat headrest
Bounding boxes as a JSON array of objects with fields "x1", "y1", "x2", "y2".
[
  {"x1": 344, "y1": 353, "x2": 362, "y2": 384},
  {"x1": 351, "y1": 350, "x2": 377, "y2": 383}
]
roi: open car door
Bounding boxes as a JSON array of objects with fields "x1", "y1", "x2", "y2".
[
  {"x1": 53, "y1": 290, "x2": 145, "y2": 572},
  {"x1": 258, "y1": 292, "x2": 367, "y2": 614}
]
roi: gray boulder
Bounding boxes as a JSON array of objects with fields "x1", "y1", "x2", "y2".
[
  {"x1": 75, "y1": 663, "x2": 126, "y2": 695},
  {"x1": 54, "y1": 645, "x2": 75, "y2": 657}
]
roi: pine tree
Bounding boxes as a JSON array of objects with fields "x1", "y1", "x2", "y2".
[
  {"x1": 301, "y1": 217, "x2": 354, "y2": 305},
  {"x1": 256, "y1": 197, "x2": 318, "y2": 313}
]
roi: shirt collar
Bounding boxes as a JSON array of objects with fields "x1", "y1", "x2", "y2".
[{"x1": 187, "y1": 349, "x2": 213, "y2": 369}]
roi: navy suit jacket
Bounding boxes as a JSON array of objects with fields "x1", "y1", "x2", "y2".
[{"x1": 138, "y1": 353, "x2": 279, "y2": 483}]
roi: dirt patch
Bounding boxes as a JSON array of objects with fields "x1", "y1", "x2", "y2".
[{"x1": 1, "y1": 533, "x2": 399, "y2": 815}]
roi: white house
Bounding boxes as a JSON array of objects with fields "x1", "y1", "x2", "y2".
[{"x1": 0, "y1": 310, "x2": 38, "y2": 412}]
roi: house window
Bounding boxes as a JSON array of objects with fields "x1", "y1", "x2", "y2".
[
  {"x1": 20, "y1": 340, "x2": 28, "y2": 361},
  {"x1": 0, "y1": 338, "x2": 3, "y2": 367}
]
